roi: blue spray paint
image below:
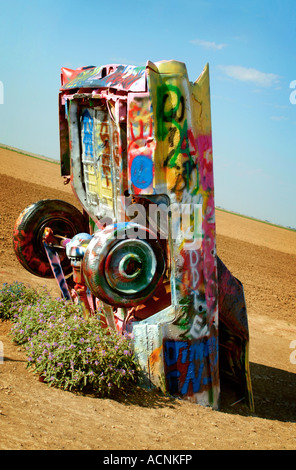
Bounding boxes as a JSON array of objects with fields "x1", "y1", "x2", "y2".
[
  {"x1": 131, "y1": 155, "x2": 153, "y2": 189},
  {"x1": 164, "y1": 337, "x2": 218, "y2": 395},
  {"x1": 82, "y1": 110, "x2": 94, "y2": 159}
]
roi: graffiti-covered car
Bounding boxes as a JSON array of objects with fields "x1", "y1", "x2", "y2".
[{"x1": 13, "y1": 60, "x2": 254, "y2": 411}]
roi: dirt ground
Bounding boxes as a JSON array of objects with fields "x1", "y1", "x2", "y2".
[{"x1": 0, "y1": 147, "x2": 296, "y2": 451}]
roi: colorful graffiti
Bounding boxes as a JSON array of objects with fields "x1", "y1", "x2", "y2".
[
  {"x1": 43, "y1": 242, "x2": 71, "y2": 301},
  {"x1": 137, "y1": 61, "x2": 220, "y2": 405},
  {"x1": 82, "y1": 110, "x2": 94, "y2": 160},
  {"x1": 61, "y1": 65, "x2": 146, "y2": 93},
  {"x1": 97, "y1": 65, "x2": 146, "y2": 92},
  {"x1": 163, "y1": 336, "x2": 218, "y2": 397},
  {"x1": 128, "y1": 94, "x2": 154, "y2": 195},
  {"x1": 156, "y1": 83, "x2": 197, "y2": 187}
]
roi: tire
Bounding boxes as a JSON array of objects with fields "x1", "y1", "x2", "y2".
[
  {"x1": 13, "y1": 199, "x2": 89, "y2": 278},
  {"x1": 82, "y1": 222, "x2": 166, "y2": 307}
]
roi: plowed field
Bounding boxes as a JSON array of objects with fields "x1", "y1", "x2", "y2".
[{"x1": 0, "y1": 147, "x2": 296, "y2": 450}]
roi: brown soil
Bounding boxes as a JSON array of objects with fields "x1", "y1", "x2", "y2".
[{"x1": 0, "y1": 147, "x2": 296, "y2": 450}]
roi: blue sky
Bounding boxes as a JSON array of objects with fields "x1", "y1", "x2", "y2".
[{"x1": 0, "y1": 0, "x2": 295, "y2": 228}]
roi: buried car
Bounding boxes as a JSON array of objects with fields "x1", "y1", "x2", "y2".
[{"x1": 13, "y1": 60, "x2": 254, "y2": 411}]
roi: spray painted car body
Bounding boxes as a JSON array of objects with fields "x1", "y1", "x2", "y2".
[{"x1": 14, "y1": 60, "x2": 254, "y2": 411}]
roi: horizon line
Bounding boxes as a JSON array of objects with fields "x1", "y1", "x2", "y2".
[{"x1": 0, "y1": 142, "x2": 295, "y2": 232}]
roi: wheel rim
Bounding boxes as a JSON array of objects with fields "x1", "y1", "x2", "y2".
[
  {"x1": 82, "y1": 222, "x2": 166, "y2": 307},
  {"x1": 13, "y1": 200, "x2": 89, "y2": 278},
  {"x1": 105, "y1": 239, "x2": 157, "y2": 295}
]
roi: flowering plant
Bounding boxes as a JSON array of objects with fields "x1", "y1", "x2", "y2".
[
  {"x1": 0, "y1": 281, "x2": 41, "y2": 320},
  {"x1": 1, "y1": 282, "x2": 139, "y2": 397}
]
